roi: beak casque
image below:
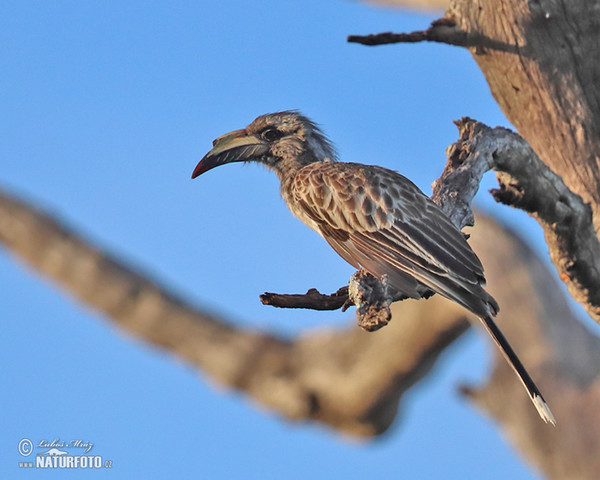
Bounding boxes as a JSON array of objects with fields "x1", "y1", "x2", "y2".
[{"x1": 192, "y1": 129, "x2": 265, "y2": 178}]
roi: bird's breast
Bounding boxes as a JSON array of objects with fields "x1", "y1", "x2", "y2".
[{"x1": 282, "y1": 162, "x2": 400, "y2": 235}]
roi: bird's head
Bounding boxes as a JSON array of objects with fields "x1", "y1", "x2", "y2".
[{"x1": 192, "y1": 111, "x2": 337, "y2": 179}]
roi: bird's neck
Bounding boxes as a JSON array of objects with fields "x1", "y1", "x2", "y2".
[
  {"x1": 277, "y1": 164, "x2": 300, "y2": 195},
  {"x1": 277, "y1": 157, "x2": 313, "y2": 209},
  {"x1": 278, "y1": 166, "x2": 309, "y2": 229},
  {"x1": 272, "y1": 149, "x2": 323, "y2": 179}
]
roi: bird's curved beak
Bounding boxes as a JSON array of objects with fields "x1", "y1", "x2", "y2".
[{"x1": 192, "y1": 129, "x2": 267, "y2": 179}]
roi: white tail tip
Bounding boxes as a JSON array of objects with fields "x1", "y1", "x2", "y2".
[{"x1": 533, "y1": 395, "x2": 556, "y2": 426}]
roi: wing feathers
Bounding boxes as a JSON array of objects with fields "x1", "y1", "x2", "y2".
[{"x1": 289, "y1": 162, "x2": 493, "y2": 313}]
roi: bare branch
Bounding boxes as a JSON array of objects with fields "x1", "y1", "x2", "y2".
[
  {"x1": 260, "y1": 287, "x2": 348, "y2": 311},
  {"x1": 348, "y1": 18, "x2": 517, "y2": 53},
  {"x1": 442, "y1": 118, "x2": 600, "y2": 323},
  {"x1": 261, "y1": 273, "x2": 411, "y2": 331}
]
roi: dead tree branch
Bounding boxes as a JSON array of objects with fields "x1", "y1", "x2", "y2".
[
  {"x1": 347, "y1": 20, "x2": 472, "y2": 47},
  {"x1": 260, "y1": 287, "x2": 348, "y2": 311},
  {"x1": 444, "y1": 119, "x2": 600, "y2": 323},
  {"x1": 348, "y1": 18, "x2": 518, "y2": 53}
]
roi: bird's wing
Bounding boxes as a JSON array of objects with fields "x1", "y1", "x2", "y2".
[{"x1": 291, "y1": 162, "x2": 487, "y2": 304}]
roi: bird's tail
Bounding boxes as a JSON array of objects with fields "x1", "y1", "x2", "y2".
[{"x1": 479, "y1": 314, "x2": 556, "y2": 425}]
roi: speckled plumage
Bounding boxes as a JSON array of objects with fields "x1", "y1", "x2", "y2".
[
  {"x1": 192, "y1": 111, "x2": 555, "y2": 425},
  {"x1": 284, "y1": 160, "x2": 497, "y2": 316}
]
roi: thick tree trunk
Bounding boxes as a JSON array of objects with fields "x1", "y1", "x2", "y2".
[{"x1": 449, "y1": 0, "x2": 600, "y2": 233}]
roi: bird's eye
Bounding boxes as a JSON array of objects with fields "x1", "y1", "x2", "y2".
[{"x1": 261, "y1": 128, "x2": 284, "y2": 142}]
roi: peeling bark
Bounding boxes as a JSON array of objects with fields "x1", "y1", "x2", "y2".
[{"x1": 444, "y1": 119, "x2": 600, "y2": 322}]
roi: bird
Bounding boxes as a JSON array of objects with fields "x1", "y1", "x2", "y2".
[{"x1": 192, "y1": 110, "x2": 556, "y2": 425}]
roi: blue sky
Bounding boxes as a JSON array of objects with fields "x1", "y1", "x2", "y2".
[{"x1": 0, "y1": 1, "x2": 554, "y2": 478}]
